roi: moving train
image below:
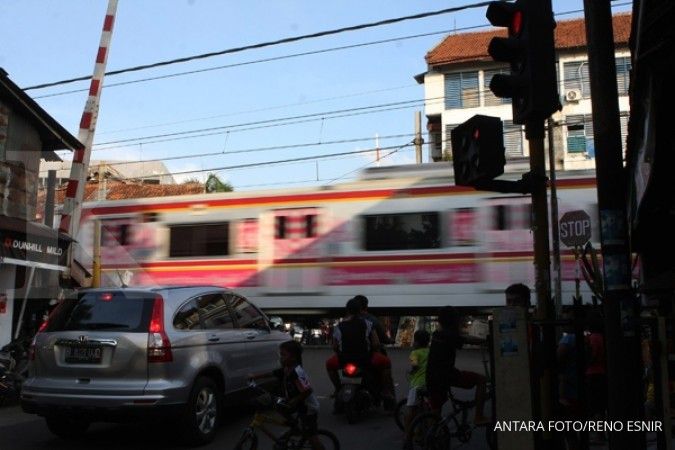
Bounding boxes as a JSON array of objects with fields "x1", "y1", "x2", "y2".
[{"x1": 76, "y1": 163, "x2": 602, "y2": 314}]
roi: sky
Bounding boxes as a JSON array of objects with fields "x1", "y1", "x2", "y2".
[{"x1": 1, "y1": 0, "x2": 631, "y2": 189}]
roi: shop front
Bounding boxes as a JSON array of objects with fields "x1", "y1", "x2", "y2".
[{"x1": 0, "y1": 215, "x2": 71, "y2": 347}]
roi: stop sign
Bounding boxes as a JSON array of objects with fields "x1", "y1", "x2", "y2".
[{"x1": 559, "y1": 210, "x2": 592, "y2": 247}]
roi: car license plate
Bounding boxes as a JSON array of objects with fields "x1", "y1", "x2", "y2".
[{"x1": 64, "y1": 346, "x2": 103, "y2": 364}]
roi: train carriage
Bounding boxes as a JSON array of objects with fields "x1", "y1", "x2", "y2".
[{"x1": 75, "y1": 163, "x2": 600, "y2": 314}]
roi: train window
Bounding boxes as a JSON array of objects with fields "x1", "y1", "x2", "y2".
[
  {"x1": 305, "y1": 214, "x2": 317, "y2": 238},
  {"x1": 275, "y1": 216, "x2": 287, "y2": 239},
  {"x1": 494, "y1": 205, "x2": 508, "y2": 230},
  {"x1": 169, "y1": 222, "x2": 229, "y2": 257},
  {"x1": 363, "y1": 212, "x2": 440, "y2": 251},
  {"x1": 450, "y1": 208, "x2": 476, "y2": 246},
  {"x1": 101, "y1": 219, "x2": 133, "y2": 247},
  {"x1": 118, "y1": 224, "x2": 130, "y2": 246},
  {"x1": 236, "y1": 219, "x2": 258, "y2": 253}
]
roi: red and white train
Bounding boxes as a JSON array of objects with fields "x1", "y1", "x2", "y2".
[{"x1": 76, "y1": 163, "x2": 601, "y2": 313}]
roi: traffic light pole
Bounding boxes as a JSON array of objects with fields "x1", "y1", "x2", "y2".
[
  {"x1": 526, "y1": 121, "x2": 557, "y2": 448},
  {"x1": 582, "y1": 1, "x2": 643, "y2": 449}
]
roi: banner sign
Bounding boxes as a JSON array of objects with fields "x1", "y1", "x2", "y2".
[{"x1": 0, "y1": 222, "x2": 69, "y2": 267}]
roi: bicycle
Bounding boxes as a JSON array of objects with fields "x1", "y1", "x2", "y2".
[
  {"x1": 407, "y1": 386, "x2": 495, "y2": 450},
  {"x1": 234, "y1": 381, "x2": 340, "y2": 450},
  {"x1": 407, "y1": 347, "x2": 495, "y2": 449}
]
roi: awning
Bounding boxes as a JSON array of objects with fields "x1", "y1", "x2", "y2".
[{"x1": 0, "y1": 214, "x2": 72, "y2": 270}]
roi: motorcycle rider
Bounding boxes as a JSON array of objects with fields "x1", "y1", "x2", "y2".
[
  {"x1": 354, "y1": 295, "x2": 393, "y2": 350},
  {"x1": 325, "y1": 297, "x2": 395, "y2": 409}
]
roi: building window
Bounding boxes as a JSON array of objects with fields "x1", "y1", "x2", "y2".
[
  {"x1": 444, "y1": 72, "x2": 480, "y2": 109},
  {"x1": 169, "y1": 223, "x2": 229, "y2": 257},
  {"x1": 483, "y1": 68, "x2": 511, "y2": 106},
  {"x1": 503, "y1": 120, "x2": 524, "y2": 158},
  {"x1": 563, "y1": 60, "x2": 591, "y2": 98},
  {"x1": 566, "y1": 114, "x2": 594, "y2": 155},
  {"x1": 444, "y1": 123, "x2": 457, "y2": 157},
  {"x1": 616, "y1": 56, "x2": 631, "y2": 95},
  {"x1": 620, "y1": 112, "x2": 629, "y2": 159},
  {"x1": 363, "y1": 212, "x2": 440, "y2": 251}
]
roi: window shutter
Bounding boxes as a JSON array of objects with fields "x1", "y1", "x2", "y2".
[
  {"x1": 461, "y1": 72, "x2": 480, "y2": 108},
  {"x1": 483, "y1": 69, "x2": 510, "y2": 106},
  {"x1": 444, "y1": 74, "x2": 461, "y2": 109},
  {"x1": 616, "y1": 57, "x2": 631, "y2": 95},
  {"x1": 564, "y1": 61, "x2": 591, "y2": 98},
  {"x1": 503, "y1": 120, "x2": 523, "y2": 157},
  {"x1": 566, "y1": 115, "x2": 586, "y2": 153}
]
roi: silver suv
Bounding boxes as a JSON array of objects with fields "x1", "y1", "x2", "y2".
[{"x1": 21, "y1": 286, "x2": 290, "y2": 445}]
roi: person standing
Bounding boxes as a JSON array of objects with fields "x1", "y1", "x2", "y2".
[
  {"x1": 403, "y1": 330, "x2": 430, "y2": 447},
  {"x1": 426, "y1": 306, "x2": 488, "y2": 424}
]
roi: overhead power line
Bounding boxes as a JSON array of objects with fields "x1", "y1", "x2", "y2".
[
  {"x1": 39, "y1": 132, "x2": 415, "y2": 174},
  {"x1": 116, "y1": 142, "x2": 416, "y2": 181},
  {"x1": 75, "y1": 97, "x2": 445, "y2": 152},
  {"x1": 24, "y1": 1, "x2": 494, "y2": 91},
  {"x1": 28, "y1": 2, "x2": 630, "y2": 96},
  {"x1": 75, "y1": 69, "x2": 600, "y2": 153},
  {"x1": 32, "y1": 29, "x2": 476, "y2": 100}
]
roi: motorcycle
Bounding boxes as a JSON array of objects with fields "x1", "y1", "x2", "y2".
[
  {"x1": 333, "y1": 362, "x2": 380, "y2": 424},
  {"x1": 0, "y1": 337, "x2": 30, "y2": 405}
]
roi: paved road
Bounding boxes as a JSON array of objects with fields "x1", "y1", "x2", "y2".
[{"x1": 0, "y1": 348, "x2": 492, "y2": 450}]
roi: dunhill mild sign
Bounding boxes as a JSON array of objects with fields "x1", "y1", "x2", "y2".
[
  {"x1": 0, "y1": 226, "x2": 69, "y2": 266},
  {"x1": 4, "y1": 237, "x2": 63, "y2": 256}
]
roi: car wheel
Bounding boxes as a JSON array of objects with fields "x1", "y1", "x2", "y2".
[
  {"x1": 179, "y1": 376, "x2": 221, "y2": 446},
  {"x1": 45, "y1": 416, "x2": 90, "y2": 439}
]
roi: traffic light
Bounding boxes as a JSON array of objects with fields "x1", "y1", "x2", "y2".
[
  {"x1": 450, "y1": 115, "x2": 505, "y2": 187},
  {"x1": 486, "y1": 0, "x2": 561, "y2": 124}
]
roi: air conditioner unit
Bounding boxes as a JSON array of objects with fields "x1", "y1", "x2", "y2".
[{"x1": 565, "y1": 89, "x2": 582, "y2": 102}]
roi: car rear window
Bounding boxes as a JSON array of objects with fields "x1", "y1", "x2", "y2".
[{"x1": 46, "y1": 291, "x2": 156, "y2": 332}]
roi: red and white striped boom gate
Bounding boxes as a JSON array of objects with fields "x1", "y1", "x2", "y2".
[{"x1": 59, "y1": 0, "x2": 119, "y2": 286}]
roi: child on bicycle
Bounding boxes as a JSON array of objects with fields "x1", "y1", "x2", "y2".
[
  {"x1": 274, "y1": 340, "x2": 325, "y2": 450},
  {"x1": 403, "y1": 329, "x2": 430, "y2": 448},
  {"x1": 426, "y1": 306, "x2": 489, "y2": 425}
]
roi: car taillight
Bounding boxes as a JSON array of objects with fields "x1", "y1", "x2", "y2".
[
  {"x1": 344, "y1": 363, "x2": 358, "y2": 376},
  {"x1": 148, "y1": 295, "x2": 172, "y2": 363},
  {"x1": 37, "y1": 320, "x2": 49, "y2": 333},
  {"x1": 28, "y1": 336, "x2": 37, "y2": 361}
]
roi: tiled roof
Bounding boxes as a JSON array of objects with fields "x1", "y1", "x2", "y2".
[
  {"x1": 36, "y1": 181, "x2": 204, "y2": 219},
  {"x1": 426, "y1": 13, "x2": 632, "y2": 67}
]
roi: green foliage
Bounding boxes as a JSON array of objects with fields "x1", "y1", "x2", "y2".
[{"x1": 205, "y1": 173, "x2": 234, "y2": 193}]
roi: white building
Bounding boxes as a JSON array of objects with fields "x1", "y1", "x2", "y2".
[
  {"x1": 416, "y1": 13, "x2": 631, "y2": 171},
  {"x1": 39, "y1": 159, "x2": 175, "y2": 186}
]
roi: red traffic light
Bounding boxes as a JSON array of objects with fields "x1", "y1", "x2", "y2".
[
  {"x1": 510, "y1": 11, "x2": 523, "y2": 36},
  {"x1": 486, "y1": 2, "x2": 520, "y2": 29},
  {"x1": 450, "y1": 115, "x2": 505, "y2": 187}
]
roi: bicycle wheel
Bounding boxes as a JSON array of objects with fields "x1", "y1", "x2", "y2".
[
  {"x1": 408, "y1": 412, "x2": 440, "y2": 449},
  {"x1": 287, "y1": 429, "x2": 340, "y2": 450},
  {"x1": 233, "y1": 427, "x2": 258, "y2": 450},
  {"x1": 394, "y1": 399, "x2": 407, "y2": 431},
  {"x1": 427, "y1": 421, "x2": 452, "y2": 450}
]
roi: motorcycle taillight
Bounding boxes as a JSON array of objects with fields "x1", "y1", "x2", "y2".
[{"x1": 343, "y1": 363, "x2": 358, "y2": 376}]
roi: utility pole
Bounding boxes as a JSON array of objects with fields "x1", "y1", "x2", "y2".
[
  {"x1": 414, "y1": 111, "x2": 424, "y2": 164},
  {"x1": 92, "y1": 164, "x2": 104, "y2": 288},
  {"x1": 44, "y1": 170, "x2": 56, "y2": 228},
  {"x1": 583, "y1": 2, "x2": 643, "y2": 449},
  {"x1": 485, "y1": 1, "x2": 561, "y2": 447},
  {"x1": 548, "y1": 119, "x2": 563, "y2": 313}
]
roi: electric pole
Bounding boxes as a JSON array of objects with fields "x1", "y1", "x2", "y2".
[{"x1": 583, "y1": 1, "x2": 643, "y2": 449}]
